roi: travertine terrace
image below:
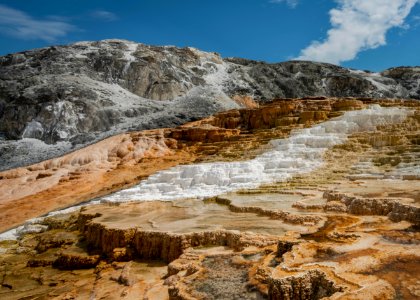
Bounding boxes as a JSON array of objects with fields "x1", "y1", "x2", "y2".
[
  {"x1": 0, "y1": 97, "x2": 359, "y2": 231},
  {"x1": 0, "y1": 98, "x2": 419, "y2": 300}
]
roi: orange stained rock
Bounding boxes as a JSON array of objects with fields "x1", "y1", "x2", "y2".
[
  {"x1": 0, "y1": 130, "x2": 195, "y2": 232},
  {"x1": 0, "y1": 97, "x2": 415, "y2": 233},
  {"x1": 232, "y1": 95, "x2": 259, "y2": 109}
]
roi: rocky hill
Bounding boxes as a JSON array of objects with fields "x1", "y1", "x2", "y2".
[{"x1": 0, "y1": 39, "x2": 419, "y2": 170}]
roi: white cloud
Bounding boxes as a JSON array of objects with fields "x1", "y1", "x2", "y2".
[
  {"x1": 0, "y1": 5, "x2": 76, "y2": 42},
  {"x1": 270, "y1": 0, "x2": 299, "y2": 9},
  {"x1": 91, "y1": 10, "x2": 118, "y2": 21},
  {"x1": 296, "y1": 0, "x2": 419, "y2": 65},
  {"x1": 412, "y1": 15, "x2": 420, "y2": 26}
]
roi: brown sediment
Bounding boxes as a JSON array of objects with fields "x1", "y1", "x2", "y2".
[
  {"x1": 300, "y1": 215, "x2": 360, "y2": 243},
  {"x1": 366, "y1": 258, "x2": 420, "y2": 300}
]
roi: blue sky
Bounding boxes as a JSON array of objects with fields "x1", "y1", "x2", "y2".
[{"x1": 0, "y1": 0, "x2": 419, "y2": 71}]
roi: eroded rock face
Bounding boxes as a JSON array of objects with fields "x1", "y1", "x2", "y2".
[
  {"x1": 323, "y1": 191, "x2": 420, "y2": 226},
  {"x1": 1, "y1": 40, "x2": 419, "y2": 170},
  {"x1": 81, "y1": 218, "x2": 279, "y2": 263},
  {"x1": 0, "y1": 40, "x2": 241, "y2": 170},
  {"x1": 225, "y1": 59, "x2": 419, "y2": 101},
  {"x1": 268, "y1": 270, "x2": 342, "y2": 300},
  {"x1": 382, "y1": 67, "x2": 420, "y2": 99}
]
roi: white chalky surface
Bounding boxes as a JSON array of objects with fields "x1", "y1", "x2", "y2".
[
  {"x1": 103, "y1": 105, "x2": 412, "y2": 202},
  {"x1": 0, "y1": 105, "x2": 413, "y2": 241}
]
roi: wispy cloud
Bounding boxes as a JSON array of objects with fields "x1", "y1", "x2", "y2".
[
  {"x1": 91, "y1": 10, "x2": 118, "y2": 21},
  {"x1": 269, "y1": 0, "x2": 299, "y2": 9},
  {"x1": 296, "y1": 0, "x2": 419, "y2": 65},
  {"x1": 0, "y1": 4, "x2": 76, "y2": 42},
  {"x1": 412, "y1": 15, "x2": 420, "y2": 26}
]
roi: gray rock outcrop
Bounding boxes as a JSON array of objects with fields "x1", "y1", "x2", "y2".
[{"x1": 0, "y1": 39, "x2": 419, "y2": 170}]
